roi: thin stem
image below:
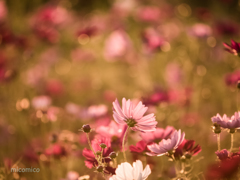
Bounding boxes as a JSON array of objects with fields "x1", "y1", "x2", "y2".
[
  {"x1": 122, "y1": 126, "x2": 129, "y2": 162},
  {"x1": 86, "y1": 133, "x2": 97, "y2": 158},
  {"x1": 181, "y1": 162, "x2": 185, "y2": 174},
  {"x1": 230, "y1": 133, "x2": 234, "y2": 152},
  {"x1": 217, "y1": 134, "x2": 221, "y2": 151}
]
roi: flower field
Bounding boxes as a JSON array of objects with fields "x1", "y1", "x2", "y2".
[{"x1": 1, "y1": 0, "x2": 240, "y2": 179}]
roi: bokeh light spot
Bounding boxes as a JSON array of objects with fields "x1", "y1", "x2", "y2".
[
  {"x1": 207, "y1": 37, "x2": 216, "y2": 47},
  {"x1": 177, "y1": 4, "x2": 191, "y2": 17},
  {"x1": 197, "y1": 65, "x2": 207, "y2": 76},
  {"x1": 78, "y1": 34, "x2": 90, "y2": 45}
]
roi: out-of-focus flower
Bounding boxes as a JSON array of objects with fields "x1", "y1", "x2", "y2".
[
  {"x1": 142, "y1": 90, "x2": 168, "y2": 106},
  {"x1": 140, "y1": 126, "x2": 175, "y2": 144},
  {"x1": 147, "y1": 130, "x2": 185, "y2": 156},
  {"x1": 0, "y1": 1, "x2": 7, "y2": 22},
  {"x1": 87, "y1": 104, "x2": 108, "y2": 118},
  {"x1": 188, "y1": 23, "x2": 212, "y2": 38},
  {"x1": 71, "y1": 49, "x2": 95, "y2": 62},
  {"x1": 195, "y1": 8, "x2": 212, "y2": 21},
  {"x1": 82, "y1": 136, "x2": 115, "y2": 174},
  {"x1": 45, "y1": 143, "x2": 66, "y2": 158},
  {"x1": 31, "y1": 96, "x2": 52, "y2": 110},
  {"x1": 96, "y1": 121, "x2": 125, "y2": 139},
  {"x1": 66, "y1": 171, "x2": 79, "y2": 180},
  {"x1": 211, "y1": 112, "x2": 240, "y2": 130},
  {"x1": 34, "y1": 6, "x2": 68, "y2": 26},
  {"x1": 45, "y1": 79, "x2": 65, "y2": 97},
  {"x1": 174, "y1": 139, "x2": 201, "y2": 159},
  {"x1": 46, "y1": 107, "x2": 60, "y2": 122},
  {"x1": 165, "y1": 63, "x2": 183, "y2": 88},
  {"x1": 223, "y1": 39, "x2": 240, "y2": 56},
  {"x1": 142, "y1": 28, "x2": 165, "y2": 53},
  {"x1": 33, "y1": 24, "x2": 59, "y2": 43},
  {"x1": 225, "y1": 70, "x2": 240, "y2": 87},
  {"x1": 112, "y1": 98, "x2": 157, "y2": 132},
  {"x1": 110, "y1": 160, "x2": 151, "y2": 180},
  {"x1": 214, "y1": 20, "x2": 239, "y2": 36},
  {"x1": 76, "y1": 26, "x2": 97, "y2": 38},
  {"x1": 104, "y1": 30, "x2": 132, "y2": 61},
  {"x1": 136, "y1": 7, "x2": 161, "y2": 22},
  {"x1": 215, "y1": 149, "x2": 229, "y2": 161},
  {"x1": 168, "y1": 87, "x2": 192, "y2": 106},
  {"x1": 205, "y1": 157, "x2": 240, "y2": 180}
]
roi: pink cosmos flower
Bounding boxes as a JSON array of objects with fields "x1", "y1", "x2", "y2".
[
  {"x1": 140, "y1": 126, "x2": 175, "y2": 143},
  {"x1": 211, "y1": 112, "x2": 240, "y2": 129},
  {"x1": 174, "y1": 139, "x2": 201, "y2": 160},
  {"x1": 110, "y1": 160, "x2": 151, "y2": 180},
  {"x1": 223, "y1": 40, "x2": 240, "y2": 56},
  {"x1": 147, "y1": 130, "x2": 185, "y2": 156},
  {"x1": 112, "y1": 98, "x2": 157, "y2": 132}
]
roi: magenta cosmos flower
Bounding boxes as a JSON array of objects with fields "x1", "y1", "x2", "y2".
[
  {"x1": 223, "y1": 40, "x2": 240, "y2": 56},
  {"x1": 113, "y1": 98, "x2": 157, "y2": 132},
  {"x1": 147, "y1": 130, "x2": 185, "y2": 156},
  {"x1": 211, "y1": 112, "x2": 240, "y2": 129}
]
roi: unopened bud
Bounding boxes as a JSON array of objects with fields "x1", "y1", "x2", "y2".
[
  {"x1": 185, "y1": 153, "x2": 192, "y2": 159},
  {"x1": 100, "y1": 143, "x2": 107, "y2": 149},
  {"x1": 82, "y1": 124, "x2": 91, "y2": 133},
  {"x1": 109, "y1": 152, "x2": 117, "y2": 159},
  {"x1": 230, "y1": 128, "x2": 236, "y2": 134},
  {"x1": 96, "y1": 165, "x2": 104, "y2": 172}
]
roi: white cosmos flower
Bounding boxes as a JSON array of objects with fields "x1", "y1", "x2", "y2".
[{"x1": 110, "y1": 160, "x2": 151, "y2": 180}]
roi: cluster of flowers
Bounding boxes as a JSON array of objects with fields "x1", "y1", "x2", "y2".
[{"x1": 81, "y1": 98, "x2": 201, "y2": 179}]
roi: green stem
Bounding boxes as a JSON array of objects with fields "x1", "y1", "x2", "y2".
[
  {"x1": 86, "y1": 133, "x2": 97, "y2": 158},
  {"x1": 230, "y1": 133, "x2": 234, "y2": 152},
  {"x1": 217, "y1": 134, "x2": 221, "y2": 151},
  {"x1": 122, "y1": 126, "x2": 129, "y2": 162}
]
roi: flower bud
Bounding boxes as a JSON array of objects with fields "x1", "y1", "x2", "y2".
[
  {"x1": 82, "y1": 124, "x2": 91, "y2": 133},
  {"x1": 109, "y1": 152, "x2": 117, "y2": 159},
  {"x1": 96, "y1": 165, "x2": 104, "y2": 172},
  {"x1": 185, "y1": 153, "x2": 192, "y2": 159},
  {"x1": 229, "y1": 128, "x2": 236, "y2": 134},
  {"x1": 99, "y1": 143, "x2": 107, "y2": 149},
  {"x1": 212, "y1": 123, "x2": 221, "y2": 134}
]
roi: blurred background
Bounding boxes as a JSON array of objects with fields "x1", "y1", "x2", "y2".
[{"x1": 1, "y1": 0, "x2": 240, "y2": 179}]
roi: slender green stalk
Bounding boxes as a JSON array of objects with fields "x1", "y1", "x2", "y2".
[
  {"x1": 230, "y1": 133, "x2": 234, "y2": 152},
  {"x1": 122, "y1": 126, "x2": 129, "y2": 162},
  {"x1": 86, "y1": 133, "x2": 97, "y2": 158},
  {"x1": 217, "y1": 134, "x2": 221, "y2": 151}
]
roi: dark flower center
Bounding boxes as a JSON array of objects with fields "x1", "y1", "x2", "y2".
[{"x1": 126, "y1": 118, "x2": 137, "y2": 127}]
